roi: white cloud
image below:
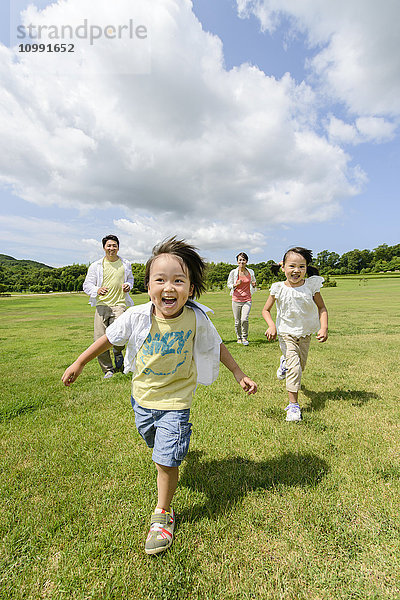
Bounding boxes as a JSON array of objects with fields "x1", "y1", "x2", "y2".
[
  {"x1": 0, "y1": 214, "x2": 76, "y2": 245},
  {"x1": 0, "y1": 214, "x2": 91, "y2": 264},
  {"x1": 326, "y1": 117, "x2": 358, "y2": 145},
  {"x1": 327, "y1": 116, "x2": 397, "y2": 145},
  {"x1": 0, "y1": 0, "x2": 365, "y2": 258},
  {"x1": 355, "y1": 117, "x2": 397, "y2": 143},
  {"x1": 111, "y1": 216, "x2": 267, "y2": 262},
  {"x1": 237, "y1": 0, "x2": 400, "y2": 118}
]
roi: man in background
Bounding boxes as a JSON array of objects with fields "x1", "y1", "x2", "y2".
[{"x1": 83, "y1": 235, "x2": 134, "y2": 379}]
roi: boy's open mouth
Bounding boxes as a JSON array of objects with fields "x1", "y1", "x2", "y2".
[{"x1": 162, "y1": 297, "x2": 176, "y2": 305}]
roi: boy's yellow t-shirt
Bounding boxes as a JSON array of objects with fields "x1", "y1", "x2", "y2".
[
  {"x1": 97, "y1": 258, "x2": 126, "y2": 307},
  {"x1": 132, "y1": 306, "x2": 197, "y2": 410}
]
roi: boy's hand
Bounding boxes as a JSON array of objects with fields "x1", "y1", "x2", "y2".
[
  {"x1": 264, "y1": 325, "x2": 277, "y2": 341},
  {"x1": 62, "y1": 362, "x2": 83, "y2": 387},
  {"x1": 61, "y1": 336, "x2": 112, "y2": 387},
  {"x1": 240, "y1": 376, "x2": 257, "y2": 395},
  {"x1": 219, "y1": 343, "x2": 257, "y2": 395},
  {"x1": 316, "y1": 328, "x2": 328, "y2": 342}
]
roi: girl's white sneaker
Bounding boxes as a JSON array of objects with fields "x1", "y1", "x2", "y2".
[{"x1": 285, "y1": 404, "x2": 302, "y2": 422}]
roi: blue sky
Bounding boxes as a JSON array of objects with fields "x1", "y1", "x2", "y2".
[{"x1": 0, "y1": 0, "x2": 399, "y2": 266}]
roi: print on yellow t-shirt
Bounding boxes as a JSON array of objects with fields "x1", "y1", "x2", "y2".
[{"x1": 133, "y1": 307, "x2": 197, "y2": 410}]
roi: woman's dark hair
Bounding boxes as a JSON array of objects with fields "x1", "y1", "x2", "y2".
[
  {"x1": 236, "y1": 252, "x2": 249, "y2": 262},
  {"x1": 271, "y1": 247, "x2": 319, "y2": 277},
  {"x1": 144, "y1": 237, "x2": 206, "y2": 299},
  {"x1": 102, "y1": 234, "x2": 120, "y2": 248}
]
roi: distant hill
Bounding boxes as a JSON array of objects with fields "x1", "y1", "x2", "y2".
[{"x1": 0, "y1": 254, "x2": 53, "y2": 270}]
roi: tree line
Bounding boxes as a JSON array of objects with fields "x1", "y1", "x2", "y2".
[{"x1": 0, "y1": 243, "x2": 399, "y2": 294}]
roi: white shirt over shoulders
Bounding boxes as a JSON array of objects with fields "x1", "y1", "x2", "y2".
[
  {"x1": 270, "y1": 276, "x2": 324, "y2": 337},
  {"x1": 105, "y1": 300, "x2": 222, "y2": 386}
]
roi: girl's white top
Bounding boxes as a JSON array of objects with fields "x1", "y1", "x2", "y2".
[{"x1": 270, "y1": 276, "x2": 324, "y2": 337}]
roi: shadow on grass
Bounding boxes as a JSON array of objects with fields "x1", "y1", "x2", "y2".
[
  {"x1": 0, "y1": 400, "x2": 43, "y2": 423},
  {"x1": 223, "y1": 337, "x2": 274, "y2": 348},
  {"x1": 301, "y1": 387, "x2": 379, "y2": 411},
  {"x1": 179, "y1": 450, "x2": 329, "y2": 521}
]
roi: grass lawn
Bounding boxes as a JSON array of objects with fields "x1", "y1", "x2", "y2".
[{"x1": 1, "y1": 279, "x2": 400, "y2": 599}]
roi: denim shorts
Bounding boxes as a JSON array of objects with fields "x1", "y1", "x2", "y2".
[{"x1": 131, "y1": 397, "x2": 192, "y2": 467}]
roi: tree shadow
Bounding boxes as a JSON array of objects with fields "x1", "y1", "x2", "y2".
[
  {"x1": 301, "y1": 387, "x2": 379, "y2": 412},
  {"x1": 178, "y1": 450, "x2": 329, "y2": 522}
]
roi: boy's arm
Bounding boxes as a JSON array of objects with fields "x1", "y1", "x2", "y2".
[
  {"x1": 219, "y1": 343, "x2": 257, "y2": 394},
  {"x1": 262, "y1": 295, "x2": 277, "y2": 340},
  {"x1": 62, "y1": 335, "x2": 113, "y2": 386},
  {"x1": 313, "y1": 292, "x2": 328, "y2": 342}
]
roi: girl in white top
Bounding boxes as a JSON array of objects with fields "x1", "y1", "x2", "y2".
[{"x1": 262, "y1": 247, "x2": 328, "y2": 422}]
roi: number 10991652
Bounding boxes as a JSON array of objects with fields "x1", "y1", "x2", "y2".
[{"x1": 18, "y1": 43, "x2": 75, "y2": 53}]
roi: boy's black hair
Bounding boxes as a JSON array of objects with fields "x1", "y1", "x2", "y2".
[
  {"x1": 102, "y1": 234, "x2": 120, "y2": 248},
  {"x1": 236, "y1": 252, "x2": 249, "y2": 262},
  {"x1": 271, "y1": 247, "x2": 319, "y2": 277},
  {"x1": 144, "y1": 237, "x2": 206, "y2": 299}
]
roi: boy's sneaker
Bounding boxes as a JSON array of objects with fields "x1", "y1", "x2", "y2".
[
  {"x1": 237, "y1": 339, "x2": 242, "y2": 344},
  {"x1": 145, "y1": 508, "x2": 175, "y2": 555},
  {"x1": 285, "y1": 404, "x2": 302, "y2": 422},
  {"x1": 103, "y1": 371, "x2": 114, "y2": 379},
  {"x1": 276, "y1": 356, "x2": 287, "y2": 380},
  {"x1": 242, "y1": 339, "x2": 249, "y2": 346}
]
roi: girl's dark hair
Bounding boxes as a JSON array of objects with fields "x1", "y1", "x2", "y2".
[
  {"x1": 144, "y1": 237, "x2": 206, "y2": 299},
  {"x1": 271, "y1": 247, "x2": 319, "y2": 276},
  {"x1": 102, "y1": 234, "x2": 120, "y2": 248},
  {"x1": 236, "y1": 252, "x2": 249, "y2": 262}
]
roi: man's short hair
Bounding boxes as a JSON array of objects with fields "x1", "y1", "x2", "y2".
[{"x1": 102, "y1": 234, "x2": 120, "y2": 248}]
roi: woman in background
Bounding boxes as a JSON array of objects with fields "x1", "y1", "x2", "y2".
[{"x1": 227, "y1": 252, "x2": 256, "y2": 346}]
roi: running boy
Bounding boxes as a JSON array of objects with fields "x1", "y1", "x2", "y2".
[{"x1": 62, "y1": 238, "x2": 257, "y2": 555}]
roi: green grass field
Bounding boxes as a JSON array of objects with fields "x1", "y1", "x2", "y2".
[{"x1": 1, "y1": 278, "x2": 399, "y2": 599}]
